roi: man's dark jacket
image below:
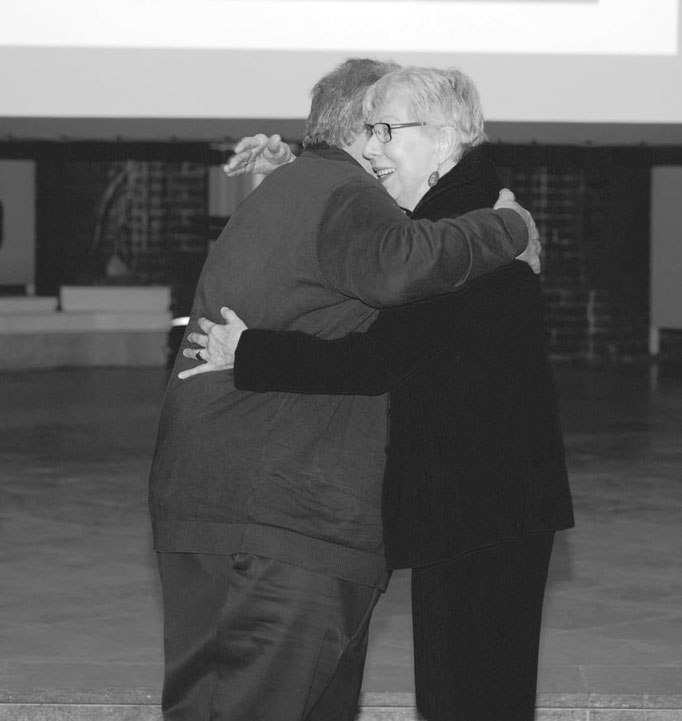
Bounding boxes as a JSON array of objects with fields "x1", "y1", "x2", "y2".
[
  {"x1": 149, "y1": 145, "x2": 528, "y2": 588},
  {"x1": 233, "y1": 145, "x2": 574, "y2": 570}
]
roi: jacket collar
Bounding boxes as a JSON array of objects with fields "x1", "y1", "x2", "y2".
[
  {"x1": 301, "y1": 142, "x2": 363, "y2": 169},
  {"x1": 411, "y1": 144, "x2": 500, "y2": 217}
]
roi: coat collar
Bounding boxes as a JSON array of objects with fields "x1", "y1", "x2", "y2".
[
  {"x1": 302, "y1": 143, "x2": 363, "y2": 169},
  {"x1": 410, "y1": 144, "x2": 502, "y2": 218}
]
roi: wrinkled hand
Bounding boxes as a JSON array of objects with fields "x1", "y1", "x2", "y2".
[
  {"x1": 223, "y1": 133, "x2": 295, "y2": 177},
  {"x1": 178, "y1": 307, "x2": 248, "y2": 379},
  {"x1": 494, "y1": 188, "x2": 542, "y2": 274}
]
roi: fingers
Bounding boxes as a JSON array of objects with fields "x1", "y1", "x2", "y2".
[
  {"x1": 224, "y1": 135, "x2": 267, "y2": 175},
  {"x1": 187, "y1": 310, "x2": 240, "y2": 348},
  {"x1": 228, "y1": 135, "x2": 269, "y2": 171},
  {"x1": 529, "y1": 220, "x2": 540, "y2": 248},
  {"x1": 528, "y1": 217, "x2": 542, "y2": 274},
  {"x1": 224, "y1": 133, "x2": 293, "y2": 177},
  {"x1": 197, "y1": 317, "x2": 215, "y2": 334},
  {"x1": 493, "y1": 189, "x2": 521, "y2": 213},
  {"x1": 187, "y1": 332, "x2": 208, "y2": 347},
  {"x1": 531, "y1": 247, "x2": 542, "y2": 274},
  {"x1": 182, "y1": 347, "x2": 204, "y2": 360},
  {"x1": 219, "y1": 306, "x2": 239, "y2": 324},
  {"x1": 527, "y1": 211, "x2": 539, "y2": 235},
  {"x1": 527, "y1": 244, "x2": 542, "y2": 274},
  {"x1": 223, "y1": 154, "x2": 250, "y2": 176},
  {"x1": 265, "y1": 134, "x2": 292, "y2": 163},
  {"x1": 178, "y1": 363, "x2": 215, "y2": 380},
  {"x1": 233, "y1": 133, "x2": 269, "y2": 154},
  {"x1": 497, "y1": 188, "x2": 542, "y2": 275},
  {"x1": 266, "y1": 134, "x2": 282, "y2": 152},
  {"x1": 522, "y1": 224, "x2": 542, "y2": 274}
]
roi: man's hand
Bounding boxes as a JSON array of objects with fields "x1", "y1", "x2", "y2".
[
  {"x1": 223, "y1": 134, "x2": 295, "y2": 177},
  {"x1": 178, "y1": 307, "x2": 248, "y2": 379},
  {"x1": 494, "y1": 188, "x2": 542, "y2": 274}
]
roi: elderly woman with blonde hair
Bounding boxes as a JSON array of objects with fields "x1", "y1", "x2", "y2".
[{"x1": 186, "y1": 65, "x2": 574, "y2": 721}]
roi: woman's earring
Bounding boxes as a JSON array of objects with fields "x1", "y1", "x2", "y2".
[{"x1": 428, "y1": 171, "x2": 440, "y2": 187}]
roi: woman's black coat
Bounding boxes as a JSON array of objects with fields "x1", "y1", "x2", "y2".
[{"x1": 234, "y1": 144, "x2": 574, "y2": 569}]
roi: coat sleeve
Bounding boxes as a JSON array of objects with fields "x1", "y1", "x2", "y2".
[
  {"x1": 233, "y1": 296, "x2": 466, "y2": 395},
  {"x1": 317, "y1": 180, "x2": 527, "y2": 308}
]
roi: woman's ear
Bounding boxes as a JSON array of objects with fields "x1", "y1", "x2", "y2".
[{"x1": 437, "y1": 126, "x2": 460, "y2": 165}]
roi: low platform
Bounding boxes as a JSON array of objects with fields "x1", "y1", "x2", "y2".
[{"x1": 0, "y1": 288, "x2": 171, "y2": 370}]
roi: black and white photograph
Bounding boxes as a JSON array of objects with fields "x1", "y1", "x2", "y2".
[{"x1": 0, "y1": 1, "x2": 681, "y2": 719}]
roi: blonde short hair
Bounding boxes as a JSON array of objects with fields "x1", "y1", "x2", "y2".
[{"x1": 364, "y1": 66, "x2": 487, "y2": 161}]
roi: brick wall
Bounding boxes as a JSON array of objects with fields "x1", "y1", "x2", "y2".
[
  {"x1": 496, "y1": 147, "x2": 651, "y2": 362},
  {"x1": 36, "y1": 160, "x2": 208, "y2": 295},
  {"x1": 34, "y1": 147, "x2": 654, "y2": 363}
]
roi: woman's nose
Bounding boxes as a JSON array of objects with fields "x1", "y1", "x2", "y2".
[{"x1": 363, "y1": 133, "x2": 382, "y2": 159}]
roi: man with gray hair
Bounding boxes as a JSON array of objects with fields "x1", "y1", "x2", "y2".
[{"x1": 149, "y1": 57, "x2": 538, "y2": 721}]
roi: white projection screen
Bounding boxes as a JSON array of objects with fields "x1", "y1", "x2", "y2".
[{"x1": 0, "y1": 0, "x2": 680, "y2": 133}]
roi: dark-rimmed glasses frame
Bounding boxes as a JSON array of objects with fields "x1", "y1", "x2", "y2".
[{"x1": 364, "y1": 122, "x2": 427, "y2": 143}]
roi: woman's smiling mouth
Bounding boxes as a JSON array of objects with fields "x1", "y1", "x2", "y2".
[{"x1": 373, "y1": 166, "x2": 395, "y2": 180}]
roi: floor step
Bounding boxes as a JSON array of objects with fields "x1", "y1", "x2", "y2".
[{"x1": 2, "y1": 692, "x2": 682, "y2": 721}]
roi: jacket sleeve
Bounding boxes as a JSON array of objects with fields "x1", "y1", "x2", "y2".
[
  {"x1": 317, "y1": 180, "x2": 527, "y2": 308},
  {"x1": 234, "y1": 296, "x2": 463, "y2": 395}
]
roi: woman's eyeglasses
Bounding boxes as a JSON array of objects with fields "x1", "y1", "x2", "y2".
[{"x1": 364, "y1": 122, "x2": 427, "y2": 143}]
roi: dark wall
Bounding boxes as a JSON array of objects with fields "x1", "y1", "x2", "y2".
[
  {"x1": 35, "y1": 159, "x2": 209, "y2": 315},
  {"x1": 36, "y1": 161, "x2": 111, "y2": 293},
  {"x1": 495, "y1": 146, "x2": 653, "y2": 362}
]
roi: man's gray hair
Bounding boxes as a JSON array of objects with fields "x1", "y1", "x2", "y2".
[
  {"x1": 304, "y1": 58, "x2": 400, "y2": 148},
  {"x1": 364, "y1": 66, "x2": 488, "y2": 161}
]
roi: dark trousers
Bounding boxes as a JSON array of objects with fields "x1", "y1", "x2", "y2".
[
  {"x1": 412, "y1": 532, "x2": 555, "y2": 721},
  {"x1": 156, "y1": 551, "x2": 381, "y2": 721}
]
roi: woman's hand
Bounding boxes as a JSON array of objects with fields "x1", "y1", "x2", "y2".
[
  {"x1": 223, "y1": 134, "x2": 295, "y2": 177},
  {"x1": 179, "y1": 307, "x2": 248, "y2": 379}
]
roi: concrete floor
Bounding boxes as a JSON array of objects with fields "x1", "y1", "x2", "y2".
[{"x1": 1, "y1": 364, "x2": 681, "y2": 719}]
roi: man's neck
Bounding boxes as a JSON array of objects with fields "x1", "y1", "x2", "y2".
[{"x1": 342, "y1": 135, "x2": 373, "y2": 175}]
